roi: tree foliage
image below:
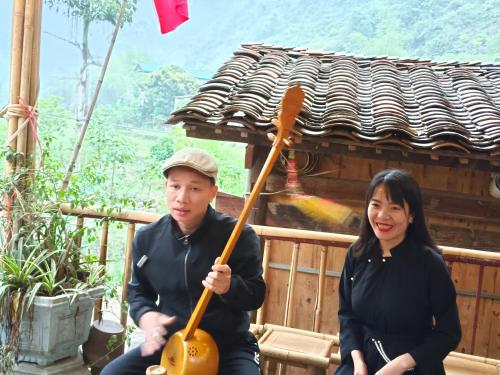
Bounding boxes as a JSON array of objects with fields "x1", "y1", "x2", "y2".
[
  {"x1": 45, "y1": 0, "x2": 137, "y2": 25},
  {"x1": 44, "y1": 0, "x2": 138, "y2": 120},
  {"x1": 136, "y1": 66, "x2": 199, "y2": 128}
]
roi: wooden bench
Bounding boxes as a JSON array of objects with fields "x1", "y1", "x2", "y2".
[
  {"x1": 252, "y1": 237, "x2": 344, "y2": 375},
  {"x1": 444, "y1": 352, "x2": 500, "y2": 374}
]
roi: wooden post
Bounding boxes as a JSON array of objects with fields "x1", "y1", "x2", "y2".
[
  {"x1": 120, "y1": 222, "x2": 135, "y2": 327},
  {"x1": 248, "y1": 145, "x2": 269, "y2": 225},
  {"x1": 94, "y1": 218, "x2": 109, "y2": 321}
]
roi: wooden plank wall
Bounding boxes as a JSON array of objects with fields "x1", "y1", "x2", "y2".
[
  {"x1": 242, "y1": 150, "x2": 500, "y2": 371},
  {"x1": 263, "y1": 152, "x2": 500, "y2": 251},
  {"x1": 259, "y1": 240, "x2": 345, "y2": 375}
]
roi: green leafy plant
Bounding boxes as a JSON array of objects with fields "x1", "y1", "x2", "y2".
[
  {"x1": 0, "y1": 345, "x2": 15, "y2": 374},
  {"x1": 0, "y1": 150, "x2": 106, "y2": 370}
]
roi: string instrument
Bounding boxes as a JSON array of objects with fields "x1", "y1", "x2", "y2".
[{"x1": 146, "y1": 84, "x2": 305, "y2": 375}]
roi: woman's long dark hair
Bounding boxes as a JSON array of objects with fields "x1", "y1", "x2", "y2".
[{"x1": 352, "y1": 169, "x2": 438, "y2": 257}]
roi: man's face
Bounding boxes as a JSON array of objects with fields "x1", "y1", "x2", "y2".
[{"x1": 165, "y1": 166, "x2": 218, "y2": 233}]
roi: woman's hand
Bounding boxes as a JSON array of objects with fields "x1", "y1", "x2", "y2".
[
  {"x1": 374, "y1": 361, "x2": 404, "y2": 375},
  {"x1": 202, "y1": 257, "x2": 232, "y2": 295},
  {"x1": 354, "y1": 360, "x2": 368, "y2": 375},
  {"x1": 351, "y1": 350, "x2": 368, "y2": 375},
  {"x1": 139, "y1": 311, "x2": 176, "y2": 356},
  {"x1": 375, "y1": 353, "x2": 416, "y2": 375}
]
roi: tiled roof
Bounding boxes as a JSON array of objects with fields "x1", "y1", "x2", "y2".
[{"x1": 168, "y1": 44, "x2": 500, "y2": 158}]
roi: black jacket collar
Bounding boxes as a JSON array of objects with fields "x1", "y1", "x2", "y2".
[{"x1": 168, "y1": 205, "x2": 216, "y2": 243}]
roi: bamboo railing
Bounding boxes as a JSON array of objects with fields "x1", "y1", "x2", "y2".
[{"x1": 60, "y1": 205, "x2": 500, "y2": 372}]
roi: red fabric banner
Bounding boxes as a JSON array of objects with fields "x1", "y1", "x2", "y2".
[{"x1": 153, "y1": 0, "x2": 189, "y2": 34}]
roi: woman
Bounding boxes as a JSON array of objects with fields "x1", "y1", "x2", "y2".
[{"x1": 335, "y1": 169, "x2": 461, "y2": 375}]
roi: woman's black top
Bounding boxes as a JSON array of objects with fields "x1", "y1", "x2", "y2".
[{"x1": 336, "y1": 238, "x2": 461, "y2": 375}]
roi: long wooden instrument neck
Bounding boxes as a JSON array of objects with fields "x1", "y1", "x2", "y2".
[
  {"x1": 182, "y1": 137, "x2": 286, "y2": 341},
  {"x1": 181, "y1": 84, "x2": 304, "y2": 342}
]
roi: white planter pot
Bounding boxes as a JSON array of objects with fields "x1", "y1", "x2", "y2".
[{"x1": 17, "y1": 286, "x2": 104, "y2": 366}]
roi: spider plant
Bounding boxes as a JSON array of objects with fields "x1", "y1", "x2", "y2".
[
  {"x1": 0, "y1": 246, "x2": 51, "y2": 352},
  {"x1": 0, "y1": 164, "x2": 105, "y2": 369}
]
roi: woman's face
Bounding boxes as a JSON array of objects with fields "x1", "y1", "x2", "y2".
[{"x1": 367, "y1": 184, "x2": 412, "y2": 253}]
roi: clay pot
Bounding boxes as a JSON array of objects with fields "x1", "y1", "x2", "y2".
[{"x1": 82, "y1": 320, "x2": 125, "y2": 374}]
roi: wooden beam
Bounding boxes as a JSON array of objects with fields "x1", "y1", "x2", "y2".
[
  {"x1": 265, "y1": 173, "x2": 500, "y2": 227},
  {"x1": 245, "y1": 144, "x2": 255, "y2": 169},
  {"x1": 180, "y1": 123, "x2": 500, "y2": 173}
]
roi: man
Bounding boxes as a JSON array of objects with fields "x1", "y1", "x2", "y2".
[{"x1": 101, "y1": 148, "x2": 265, "y2": 375}]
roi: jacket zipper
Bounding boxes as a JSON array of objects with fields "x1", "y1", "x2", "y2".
[
  {"x1": 183, "y1": 237, "x2": 194, "y2": 314},
  {"x1": 371, "y1": 338, "x2": 414, "y2": 371}
]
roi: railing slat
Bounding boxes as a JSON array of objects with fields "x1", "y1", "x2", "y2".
[
  {"x1": 256, "y1": 239, "x2": 271, "y2": 326},
  {"x1": 284, "y1": 243, "x2": 300, "y2": 328},
  {"x1": 120, "y1": 222, "x2": 135, "y2": 327},
  {"x1": 314, "y1": 246, "x2": 327, "y2": 333},
  {"x1": 93, "y1": 218, "x2": 109, "y2": 321},
  {"x1": 471, "y1": 265, "x2": 485, "y2": 354}
]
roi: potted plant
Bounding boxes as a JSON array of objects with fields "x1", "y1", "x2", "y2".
[{"x1": 0, "y1": 153, "x2": 105, "y2": 373}]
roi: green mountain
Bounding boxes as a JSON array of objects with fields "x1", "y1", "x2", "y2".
[{"x1": 1, "y1": 0, "x2": 498, "y2": 108}]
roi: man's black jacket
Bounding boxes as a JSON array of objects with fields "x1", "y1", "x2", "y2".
[{"x1": 128, "y1": 206, "x2": 266, "y2": 349}]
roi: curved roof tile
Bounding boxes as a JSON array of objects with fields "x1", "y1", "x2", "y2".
[{"x1": 168, "y1": 44, "x2": 500, "y2": 156}]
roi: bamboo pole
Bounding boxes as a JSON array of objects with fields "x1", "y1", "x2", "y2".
[
  {"x1": 120, "y1": 222, "x2": 135, "y2": 327},
  {"x1": 71, "y1": 215, "x2": 85, "y2": 286},
  {"x1": 278, "y1": 242, "x2": 300, "y2": 375},
  {"x1": 313, "y1": 246, "x2": 327, "y2": 333},
  {"x1": 256, "y1": 239, "x2": 271, "y2": 325},
  {"x1": 74, "y1": 216, "x2": 84, "y2": 248},
  {"x1": 94, "y1": 218, "x2": 109, "y2": 321},
  {"x1": 284, "y1": 242, "x2": 300, "y2": 327},
  {"x1": 6, "y1": 0, "x2": 26, "y2": 176},
  {"x1": 60, "y1": 203, "x2": 162, "y2": 224},
  {"x1": 26, "y1": 0, "x2": 42, "y2": 169},
  {"x1": 16, "y1": 0, "x2": 35, "y2": 169},
  {"x1": 61, "y1": 0, "x2": 128, "y2": 191}
]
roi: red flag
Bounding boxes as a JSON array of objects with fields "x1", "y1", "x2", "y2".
[{"x1": 153, "y1": 0, "x2": 189, "y2": 34}]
